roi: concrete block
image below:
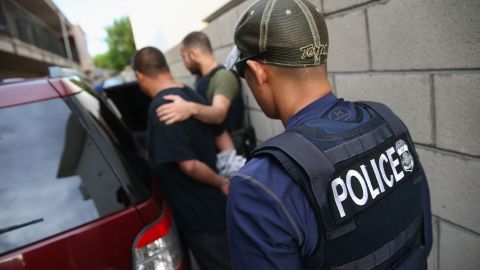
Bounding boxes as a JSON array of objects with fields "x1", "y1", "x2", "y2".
[
  {"x1": 324, "y1": 0, "x2": 370, "y2": 13},
  {"x1": 417, "y1": 147, "x2": 480, "y2": 234},
  {"x1": 329, "y1": 75, "x2": 336, "y2": 95},
  {"x1": 335, "y1": 73, "x2": 433, "y2": 144},
  {"x1": 241, "y1": 76, "x2": 283, "y2": 138},
  {"x1": 169, "y1": 62, "x2": 191, "y2": 81},
  {"x1": 241, "y1": 79, "x2": 260, "y2": 110},
  {"x1": 240, "y1": 79, "x2": 249, "y2": 102},
  {"x1": 306, "y1": 0, "x2": 322, "y2": 10},
  {"x1": 250, "y1": 109, "x2": 274, "y2": 142},
  {"x1": 368, "y1": 0, "x2": 480, "y2": 70},
  {"x1": 176, "y1": 76, "x2": 195, "y2": 88},
  {"x1": 234, "y1": 0, "x2": 257, "y2": 18},
  {"x1": 434, "y1": 73, "x2": 480, "y2": 156},
  {"x1": 165, "y1": 44, "x2": 181, "y2": 64},
  {"x1": 428, "y1": 216, "x2": 439, "y2": 270},
  {"x1": 214, "y1": 46, "x2": 235, "y2": 65},
  {"x1": 215, "y1": 7, "x2": 238, "y2": 48},
  {"x1": 439, "y1": 221, "x2": 480, "y2": 270},
  {"x1": 203, "y1": 20, "x2": 221, "y2": 50},
  {"x1": 272, "y1": 120, "x2": 285, "y2": 136},
  {"x1": 326, "y1": 10, "x2": 370, "y2": 72}
]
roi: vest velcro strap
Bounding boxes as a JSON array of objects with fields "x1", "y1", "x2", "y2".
[
  {"x1": 331, "y1": 213, "x2": 423, "y2": 270},
  {"x1": 325, "y1": 124, "x2": 393, "y2": 164},
  {"x1": 358, "y1": 101, "x2": 406, "y2": 137},
  {"x1": 252, "y1": 148, "x2": 305, "y2": 186},
  {"x1": 325, "y1": 219, "x2": 356, "y2": 240}
]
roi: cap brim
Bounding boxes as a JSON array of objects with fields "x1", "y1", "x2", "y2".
[{"x1": 225, "y1": 46, "x2": 241, "y2": 71}]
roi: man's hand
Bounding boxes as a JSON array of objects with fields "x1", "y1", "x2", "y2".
[
  {"x1": 220, "y1": 177, "x2": 230, "y2": 196},
  {"x1": 156, "y1": 95, "x2": 195, "y2": 125},
  {"x1": 178, "y1": 159, "x2": 231, "y2": 196}
]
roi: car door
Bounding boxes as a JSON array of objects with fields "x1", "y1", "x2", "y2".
[{"x1": 0, "y1": 96, "x2": 147, "y2": 269}]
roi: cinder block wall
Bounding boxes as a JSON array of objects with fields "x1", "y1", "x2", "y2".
[{"x1": 164, "y1": 1, "x2": 480, "y2": 269}]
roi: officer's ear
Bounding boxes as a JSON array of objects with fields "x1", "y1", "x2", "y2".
[{"x1": 246, "y1": 60, "x2": 268, "y2": 87}]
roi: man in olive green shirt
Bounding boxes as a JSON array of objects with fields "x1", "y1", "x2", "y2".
[
  {"x1": 156, "y1": 31, "x2": 244, "y2": 135},
  {"x1": 202, "y1": 68, "x2": 238, "y2": 106}
]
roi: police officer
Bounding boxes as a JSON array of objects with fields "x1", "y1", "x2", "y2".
[{"x1": 226, "y1": 0, "x2": 432, "y2": 269}]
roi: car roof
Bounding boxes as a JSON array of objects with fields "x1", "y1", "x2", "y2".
[{"x1": 0, "y1": 77, "x2": 82, "y2": 108}]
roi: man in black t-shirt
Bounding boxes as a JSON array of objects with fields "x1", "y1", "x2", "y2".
[{"x1": 132, "y1": 46, "x2": 231, "y2": 270}]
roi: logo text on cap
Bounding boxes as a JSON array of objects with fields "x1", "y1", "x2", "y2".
[{"x1": 300, "y1": 43, "x2": 328, "y2": 60}]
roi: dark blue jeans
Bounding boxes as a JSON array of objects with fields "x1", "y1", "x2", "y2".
[{"x1": 183, "y1": 230, "x2": 231, "y2": 270}]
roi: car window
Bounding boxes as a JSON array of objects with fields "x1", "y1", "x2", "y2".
[
  {"x1": 65, "y1": 83, "x2": 153, "y2": 204},
  {"x1": 0, "y1": 98, "x2": 130, "y2": 255},
  {"x1": 0, "y1": 3, "x2": 8, "y2": 35},
  {"x1": 102, "y1": 77, "x2": 124, "y2": 88}
]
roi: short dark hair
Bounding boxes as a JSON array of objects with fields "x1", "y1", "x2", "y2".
[
  {"x1": 131, "y1": 46, "x2": 169, "y2": 77},
  {"x1": 182, "y1": 31, "x2": 213, "y2": 53},
  {"x1": 269, "y1": 64, "x2": 328, "y2": 81}
]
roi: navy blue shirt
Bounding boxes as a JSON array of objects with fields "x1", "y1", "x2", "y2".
[{"x1": 226, "y1": 93, "x2": 431, "y2": 269}]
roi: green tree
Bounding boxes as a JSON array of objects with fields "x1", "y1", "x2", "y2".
[{"x1": 93, "y1": 16, "x2": 136, "y2": 71}]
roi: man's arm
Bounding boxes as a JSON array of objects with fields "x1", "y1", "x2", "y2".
[
  {"x1": 215, "y1": 130, "x2": 235, "y2": 152},
  {"x1": 178, "y1": 159, "x2": 229, "y2": 195},
  {"x1": 156, "y1": 94, "x2": 230, "y2": 125},
  {"x1": 157, "y1": 69, "x2": 238, "y2": 125},
  {"x1": 227, "y1": 172, "x2": 312, "y2": 269}
]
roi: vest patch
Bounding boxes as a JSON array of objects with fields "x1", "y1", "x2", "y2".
[{"x1": 328, "y1": 136, "x2": 417, "y2": 224}]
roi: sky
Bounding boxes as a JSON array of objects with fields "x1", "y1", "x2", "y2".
[{"x1": 53, "y1": 0, "x2": 230, "y2": 56}]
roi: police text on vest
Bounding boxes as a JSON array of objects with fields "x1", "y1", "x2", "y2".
[{"x1": 328, "y1": 138, "x2": 416, "y2": 224}]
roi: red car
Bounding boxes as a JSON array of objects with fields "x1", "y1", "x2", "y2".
[{"x1": 0, "y1": 68, "x2": 185, "y2": 270}]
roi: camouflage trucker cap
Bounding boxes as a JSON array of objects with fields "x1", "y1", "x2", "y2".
[{"x1": 233, "y1": 0, "x2": 328, "y2": 68}]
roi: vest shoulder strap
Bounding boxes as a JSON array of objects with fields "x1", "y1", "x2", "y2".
[
  {"x1": 250, "y1": 131, "x2": 335, "y2": 183},
  {"x1": 209, "y1": 65, "x2": 227, "y2": 79},
  {"x1": 196, "y1": 65, "x2": 226, "y2": 98},
  {"x1": 357, "y1": 101, "x2": 406, "y2": 136},
  {"x1": 324, "y1": 123, "x2": 393, "y2": 165}
]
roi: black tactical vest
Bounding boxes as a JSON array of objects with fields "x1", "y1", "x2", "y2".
[
  {"x1": 250, "y1": 102, "x2": 429, "y2": 270},
  {"x1": 196, "y1": 65, "x2": 244, "y2": 133}
]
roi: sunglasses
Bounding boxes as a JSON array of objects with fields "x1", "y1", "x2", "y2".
[
  {"x1": 225, "y1": 47, "x2": 268, "y2": 78},
  {"x1": 233, "y1": 51, "x2": 270, "y2": 78}
]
